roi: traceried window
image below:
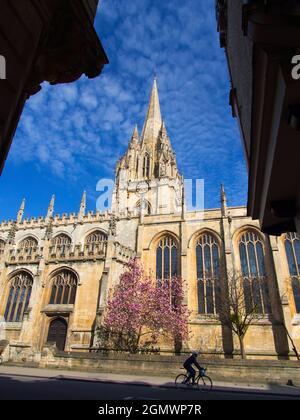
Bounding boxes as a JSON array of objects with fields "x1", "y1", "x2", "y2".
[
  {"x1": 239, "y1": 231, "x2": 271, "y2": 314},
  {"x1": 284, "y1": 232, "x2": 300, "y2": 313},
  {"x1": 18, "y1": 236, "x2": 38, "y2": 256},
  {"x1": 52, "y1": 234, "x2": 71, "y2": 246},
  {"x1": 196, "y1": 234, "x2": 220, "y2": 314},
  {"x1": 19, "y1": 237, "x2": 38, "y2": 248},
  {"x1": 86, "y1": 231, "x2": 107, "y2": 245},
  {"x1": 143, "y1": 154, "x2": 150, "y2": 178},
  {"x1": 4, "y1": 272, "x2": 33, "y2": 322},
  {"x1": 51, "y1": 234, "x2": 71, "y2": 254},
  {"x1": 85, "y1": 231, "x2": 107, "y2": 253},
  {"x1": 156, "y1": 236, "x2": 178, "y2": 286},
  {"x1": 49, "y1": 270, "x2": 78, "y2": 305}
]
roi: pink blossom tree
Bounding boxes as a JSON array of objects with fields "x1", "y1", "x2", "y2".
[{"x1": 98, "y1": 259, "x2": 189, "y2": 353}]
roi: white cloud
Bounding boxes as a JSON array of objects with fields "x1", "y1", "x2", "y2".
[{"x1": 8, "y1": 0, "x2": 247, "y2": 211}]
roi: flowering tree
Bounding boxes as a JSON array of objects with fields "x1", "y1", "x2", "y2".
[{"x1": 98, "y1": 259, "x2": 189, "y2": 353}]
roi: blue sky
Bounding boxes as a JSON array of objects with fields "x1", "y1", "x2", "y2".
[{"x1": 0, "y1": 0, "x2": 248, "y2": 221}]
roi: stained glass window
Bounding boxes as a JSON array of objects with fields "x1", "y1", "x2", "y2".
[
  {"x1": 4, "y1": 272, "x2": 33, "y2": 322},
  {"x1": 238, "y1": 231, "x2": 271, "y2": 314},
  {"x1": 156, "y1": 236, "x2": 178, "y2": 286},
  {"x1": 49, "y1": 270, "x2": 77, "y2": 305},
  {"x1": 196, "y1": 234, "x2": 220, "y2": 314}
]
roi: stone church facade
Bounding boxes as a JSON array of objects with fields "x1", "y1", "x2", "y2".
[{"x1": 0, "y1": 80, "x2": 300, "y2": 361}]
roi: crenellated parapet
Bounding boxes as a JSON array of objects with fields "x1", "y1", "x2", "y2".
[
  {"x1": 7, "y1": 246, "x2": 43, "y2": 265},
  {"x1": 113, "y1": 241, "x2": 136, "y2": 264},
  {"x1": 46, "y1": 241, "x2": 108, "y2": 264}
]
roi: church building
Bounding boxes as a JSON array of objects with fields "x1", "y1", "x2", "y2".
[{"x1": 0, "y1": 80, "x2": 299, "y2": 361}]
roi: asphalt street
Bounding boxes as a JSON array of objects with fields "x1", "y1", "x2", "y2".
[{"x1": 0, "y1": 373, "x2": 299, "y2": 400}]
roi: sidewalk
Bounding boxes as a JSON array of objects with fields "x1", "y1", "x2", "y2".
[{"x1": 0, "y1": 364, "x2": 300, "y2": 398}]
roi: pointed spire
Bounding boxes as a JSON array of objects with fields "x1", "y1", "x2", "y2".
[
  {"x1": 130, "y1": 125, "x2": 139, "y2": 147},
  {"x1": 46, "y1": 195, "x2": 55, "y2": 220},
  {"x1": 220, "y1": 184, "x2": 228, "y2": 217},
  {"x1": 133, "y1": 124, "x2": 139, "y2": 139},
  {"x1": 78, "y1": 191, "x2": 86, "y2": 220},
  {"x1": 160, "y1": 120, "x2": 170, "y2": 143},
  {"x1": 141, "y1": 78, "x2": 162, "y2": 145},
  {"x1": 17, "y1": 198, "x2": 25, "y2": 223}
]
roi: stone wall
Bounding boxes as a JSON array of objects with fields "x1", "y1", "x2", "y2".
[{"x1": 36, "y1": 346, "x2": 300, "y2": 386}]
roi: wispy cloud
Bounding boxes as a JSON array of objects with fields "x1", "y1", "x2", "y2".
[{"x1": 1, "y1": 0, "x2": 248, "y2": 219}]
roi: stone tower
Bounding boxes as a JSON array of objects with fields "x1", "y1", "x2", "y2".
[{"x1": 111, "y1": 79, "x2": 183, "y2": 217}]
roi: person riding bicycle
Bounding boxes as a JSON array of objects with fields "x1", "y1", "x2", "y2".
[{"x1": 183, "y1": 351, "x2": 202, "y2": 384}]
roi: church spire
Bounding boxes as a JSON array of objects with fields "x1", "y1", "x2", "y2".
[
  {"x1": 141, "y1": 78, "x2": 162, "y2": 145},
  {"x1": 16, "y1": 198, "x2": 25, "y2": 223}
]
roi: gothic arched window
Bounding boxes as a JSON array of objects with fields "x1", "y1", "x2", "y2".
[
  {"x1": 135, "y1": 200, "x2": 151, "y2": 216},
  {"x1": 52, "y1": 234, "x2": 71, "y2": 246},
  {"x1": 51, "y1": 234, "x2": 71, "y2": 254},
  {"x1": 284, "y1": 232, "x2": 300, "y2": 313},
  {"x1": 85, "y1": 230, "x2": 107, "y2": 254},
  {"x1": 4, "y1": 272, "x2": 33, "y2": 322},
  {"x1": 19, "y1": 237, "x2": 38, "y2": 248},
  {"x1": 86, "y1": 231, "x2": 107, "y2": 245},
  {"x1": 196, "y1": 234, "x2": 220, "y2": 314},
  {"x1": 49, "y1": 270, "x2": 78, "y2": 305},
  {"x1": 143, "y1": 154, "x2": 150, "y2": 178},
  {"x1": 19, "y1": 236, "x2": 38, "y2": 256},
  {"x1": 156, "y1": 236, "x2": 178, "y2": 286},
  {"x1": 239, "y1": 231, "x2": 271, "y2": 314}
]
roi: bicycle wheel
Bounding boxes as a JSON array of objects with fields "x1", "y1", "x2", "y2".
[
  {"x1": 197, "y1": 375, "x2": 213, "y2": 391},
  {"x1": 175, "y1": 373, "x2": 188, "y2": 388}
]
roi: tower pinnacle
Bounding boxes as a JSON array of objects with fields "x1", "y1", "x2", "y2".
[
  {"x1": 220, "y1": 184, "x2": 228, "y2": 217},
  {"x1": 130, "y1": 125, "x2": 139, "y2": 146},
  {"x1": 16, "y1": 198, "x2": 25, "y2": 223},
  {"x1": 46, "y1": 195, "x2": 55, "y2": 221},
  {"x1": 78, "y1": 191, "x2": 86, "y2": 220}
]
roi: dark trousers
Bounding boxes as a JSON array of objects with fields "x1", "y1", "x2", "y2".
[{"x1": 185, "y1": 366, "x2": 196, "y2": 383}]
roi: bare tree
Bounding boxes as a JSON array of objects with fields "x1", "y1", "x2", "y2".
[{"x1": 216, "y1": 272, "x2": 267, "y2": 359}]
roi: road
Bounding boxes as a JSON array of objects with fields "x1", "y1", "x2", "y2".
[{"x1": 0, "y1": 373, "x2": 299, "y2": 400}]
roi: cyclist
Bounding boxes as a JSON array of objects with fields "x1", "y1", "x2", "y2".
[{"x1": 183, "y1": 351, "x2": 202, "y2": 384}]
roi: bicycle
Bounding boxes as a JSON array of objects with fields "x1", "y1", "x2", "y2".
[{"x1": 175, "y1": 367, "x2": 213, "y2": 391}]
